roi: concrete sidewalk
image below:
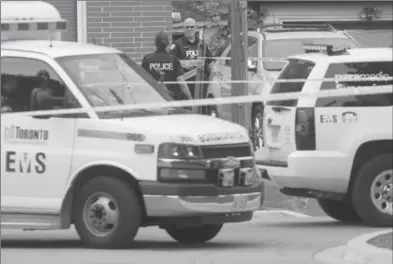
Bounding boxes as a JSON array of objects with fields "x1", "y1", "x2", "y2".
[{"x1": 313, "y1": 230, "x2": 392, "y2": 264}]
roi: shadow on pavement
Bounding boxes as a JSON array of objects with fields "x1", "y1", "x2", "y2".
[
  {"x1": 1, "y1": 239, "x2": 266, "y2": 250},
  {"x1": 261, "y1": 220, "x2": 382, "y2": 229}
]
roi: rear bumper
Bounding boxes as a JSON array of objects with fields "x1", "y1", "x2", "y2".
[
  {"x1": 256, "y1": 150, "x2": 352, "y2": 194},
  {"x1": 140, "y1": 181, "x2": 263, "y2": 218}
]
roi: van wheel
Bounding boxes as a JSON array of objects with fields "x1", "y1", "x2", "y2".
[
  {"x1": 351, "y1": 154, "x2": 393, "y2": 227},
  {"x1": 165, "y1": 224, "x2": 223, "y2": 244},
  {"x1": 317, "y1": 198, "x2": 361, "y2": 222},
  {"x1": 73, "y1": 176, "x2": 142, "y2": 248}
]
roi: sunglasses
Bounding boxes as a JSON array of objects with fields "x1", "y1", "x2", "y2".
[{"x1": 185, "y1": 26, "x2": 195, "y2": 29}]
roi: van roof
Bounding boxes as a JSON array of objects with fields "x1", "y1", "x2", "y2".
[
  {"x1": 288, "y1": 48, "x2": 393, "y2": 63},
  {"x1": 1, "y1": 40, "x2": 121, "y2": 58},
  {"x1": 1, "y1": 1, "x2": 62, "y2": 23}
]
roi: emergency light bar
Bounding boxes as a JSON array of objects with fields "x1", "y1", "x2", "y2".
[
  {"x1": 1, "y1": 1, "x2": 67, "y2": 41},
  {"x1": 1, "y1": 21, "x2": 67, "y2": 31},
  {"x1": 303, "y1": 44, "x2": 333, "y2": 54},
  {"x1": 303, "y1": 44, "x2": 349, "y2": 56}
]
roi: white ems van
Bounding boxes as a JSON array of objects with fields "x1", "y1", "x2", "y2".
[
  {"x1": 256, "y1": 44, "x2": 393, "y2": 227},
  {"x1": 0, "y1": 1, "x2": 263, "y2": 248}
]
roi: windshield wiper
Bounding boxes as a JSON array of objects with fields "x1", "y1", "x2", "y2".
[
  {"x1": 109, "y1": 88, "x2": 124, "y2": 104},
  {"x1": 85, "y1": 86, "x2": 109, "y2": 105}
]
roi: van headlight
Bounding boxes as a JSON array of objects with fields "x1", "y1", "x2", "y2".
[
  {"x1": 157, "y1": 143, "x2": 205, "y2": 182},
  {"x1": 158, "y1": 143, "x2": 203, "y2": 159}
]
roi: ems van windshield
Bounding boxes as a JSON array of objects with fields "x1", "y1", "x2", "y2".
[
  {"x1": 266, "y1": 58, "x2": 315, "y2": 106},
  {"x1": 263, "y1": 38, "x2": 358, "y2": 71},
  {"x1": 56, "y1": 53, "x2": 176, "y2": 118}
]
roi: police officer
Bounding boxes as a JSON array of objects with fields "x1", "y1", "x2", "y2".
[
  {"x1": 141, "y1": 31, "x2": 193, "y2": 101},
  {"x1": 170, "y1": 18, "x2": 215, "y2": 99}
]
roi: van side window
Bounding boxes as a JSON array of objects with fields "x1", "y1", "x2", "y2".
[
  {"x1": 317, "y1": 61, "x2": 393, "y2": 107},
  {"x1": 266, "y1": 59, "x2": 315, "y2": 107},
  {"x1": 1, "y1": 57, "x2": 82, "y2": 115},
  {"x1": 225, "y1": 36, "x2": 258, "y2": 67}
]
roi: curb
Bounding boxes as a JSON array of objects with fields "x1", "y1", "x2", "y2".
[
  {"x1": 313, "y1": 230, "x2": 392, "y2": 264},
  {"x1": 313, "y1": 245, "x2": 354, "y2": 264},
  {"x1": 344, "y1": 230, "x2": 392, "y2": 264}
]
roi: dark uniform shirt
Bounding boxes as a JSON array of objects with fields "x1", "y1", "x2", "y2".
[
  {"x1": 170, "y1": 35, "x2": 214, "y2": 74},
  {"x1": 170, "y1": 35, "x2": 214, "y2": 98},
  {"x1": 141, "y1": 50, "x2": 185, "y2": 100}
]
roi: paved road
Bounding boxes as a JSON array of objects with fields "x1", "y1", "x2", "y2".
[{"x1": 1, "y1": 212, "x2": 386, "y2": 264}]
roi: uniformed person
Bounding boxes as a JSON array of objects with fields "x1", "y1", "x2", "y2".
[
  {"x1": 31, "y1": 70, "x2": 64, "y2": 110},
  {"x1": 170, "y1": 18, "x2": 215, "y2": 99},
  {"x1": 141, "y1": 31, "x2": 193, "y2": 101}
]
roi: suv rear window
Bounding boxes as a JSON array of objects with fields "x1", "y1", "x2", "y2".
[
  {"x1": 266, "y1": 59, "x2": 315, "y2": 106},
  {"x1": 317, "y1": 61, "x2": 393, "y2": 107}
]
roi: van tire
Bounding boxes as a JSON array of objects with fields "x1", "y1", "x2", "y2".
[
  {"x1": 73, "y1": 176, "x2": 142, "y2": 248},
  {"x1": 317, "y1": 198, "x2": 361, "y2": 222},
  {"x1": 165, "y1": 224, "x2": 223, "y2": 244},
  {"x1": 351, "y1": 154, "x2": 393, "y2": 227}
]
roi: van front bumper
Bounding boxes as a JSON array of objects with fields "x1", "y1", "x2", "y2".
[{"x1": 140, "y1": 181, "x2": 263, "y2": 217}]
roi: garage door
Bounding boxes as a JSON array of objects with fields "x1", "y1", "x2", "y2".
[{"x1": 44, "y1": 0, "x2": 77, "y2": 42}]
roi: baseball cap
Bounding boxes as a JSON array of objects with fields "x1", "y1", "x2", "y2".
[{"x1": 155, "y1": 31, "x2": 169, "y2": 46}]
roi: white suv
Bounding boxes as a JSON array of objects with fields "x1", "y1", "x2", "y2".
[
  {"x1": 256, "y1": 44, "x2": 392, "y2": 227},
  {"x1": 207, "y1": 24, "x2": 361, "y2": 149}
]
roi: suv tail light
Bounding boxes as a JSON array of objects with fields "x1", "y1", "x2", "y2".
[{"x1": 295, "y1": 107, "x2": 316, "y2": 150}]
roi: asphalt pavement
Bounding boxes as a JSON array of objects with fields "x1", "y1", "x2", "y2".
[
  {"x1": 262, "y1": 180, "x2": 327, "y2": 217},
  {"x1": 1, "y1": 211, "x2": 387, "y2": 264}
]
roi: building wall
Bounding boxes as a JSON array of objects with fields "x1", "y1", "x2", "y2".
[
  {"x1": 86, "y1": 1, "x2": 173, "y2": 62},
  {"x1": 45, "y1": 0, "x2": 78, "y2": 42}
]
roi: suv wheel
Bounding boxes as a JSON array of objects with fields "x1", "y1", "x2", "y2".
[
  {"x1": 352, "y1": 154, "x2": 393, "y2": 227},
  {"x1": 251, "y1": 104, "x2": 264, "y2": 150},
  {"x1": 73, "y1": 176, "x2": 142, "y2": 248},
  {"x1": 165, "y1": 224, "x2": 223, "y2": 244},
  {"x1": 317, "y1": 198, "x2": 361, "y2": 222}
]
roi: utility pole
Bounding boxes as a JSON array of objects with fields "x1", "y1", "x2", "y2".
[{"x1": 230, "y1": 0, "x2": 248, "y2": 127}]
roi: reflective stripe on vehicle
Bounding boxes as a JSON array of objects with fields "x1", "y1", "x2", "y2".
[{"x1": 77, "y1": 129, "x2": 145, "y2": 142}]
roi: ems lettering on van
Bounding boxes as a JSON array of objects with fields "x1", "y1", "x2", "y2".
[
  {"x1": 319, "y1": 114, "x2": 338, "y2": 124},
  {"x1": 199, "y1": 132, "x2": 247, "y2": 143},
  {"x1": 5, "y1": 151, "x2": 46, "y2": 174},
  {"x1": 149, "y1": 62, "x2": 173, "y2": 71},
  {"x1": 3, "y1": 125, "x2": 49, "y2": 142},
  {"x1": 334, "y1": 71, "x2": 391, "y2": 89}
]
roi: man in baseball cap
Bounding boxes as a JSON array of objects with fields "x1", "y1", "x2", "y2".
[{"x1": 141, "y1": 31, "x2": 193, "y2": 102}]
